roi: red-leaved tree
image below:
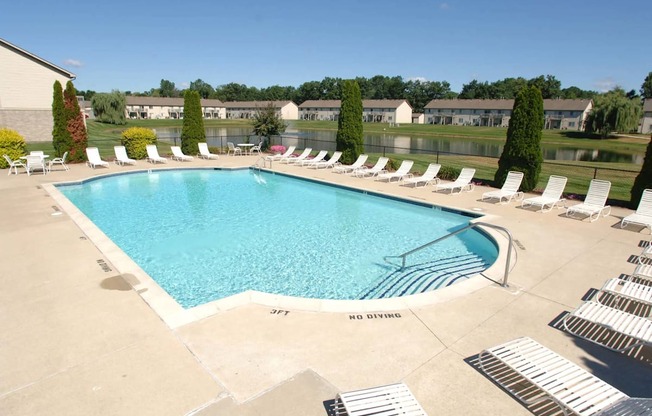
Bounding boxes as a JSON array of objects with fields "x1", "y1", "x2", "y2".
[{"x1": 63, "y1": 81, "x2": 88, "y2": 162}]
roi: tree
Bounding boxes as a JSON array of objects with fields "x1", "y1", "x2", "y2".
[
  {"x1": 631, "y1": 134, "x2": 652, "y2": 208},
  {"x1": 251, "y1": 103, "x2": 287, "y2": 150},
  {"x1": 585, "y1": 88, "x2": 642, "y2": 138},
  {"x1": 336, "y1": 80, "x2": 364, "y2": 164},
  {"x1": 51, "y1": 80, "x2": 70, "y2": 157},
  {"x1": 159, "y1": 79, "x2": 178, "y2": 97},
  {"x1": 63, "y1": 81, "x2": 88, "y2": 162},
  {"x1": 641, "y1": 72, "x2": 652, "y2": 99},
  {"x1": 180, "y1": 90, "x2": 205, "y2": 155},
  {"x1": 528, "y1": 75, "x2": 561, "y2": 99},
  {"x1": 91, "y1": 91, "x2": 127, "y2": 125},
  {"x1": 494, "y1": 86, "x2": 544, "y2": 192},
  {"x1": 189, "y1": 78, "x2": 215, "y2": 99}
]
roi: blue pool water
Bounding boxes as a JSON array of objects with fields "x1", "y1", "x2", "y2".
[{"x1": 58, "y1": 169, "x2": 497, "y2": 308}]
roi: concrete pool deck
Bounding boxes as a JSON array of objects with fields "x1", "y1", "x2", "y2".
[{"x1": 1, "y1": 155, "x2": 650, "y2": 415}]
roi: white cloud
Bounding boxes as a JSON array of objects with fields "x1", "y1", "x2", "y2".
[
  {"x1": 439, "y1": 3, "x2": 450, "y2": 10},
  {"x1": 179, "y1": 82, "x2": 190, "y2": 89},
  {"x1": 407, "y1": 76, "x2": 428, "y2": 83},
  {"x1": 63, "y1": 59, "x2": 83, "y2": 68},
  {"x1": 593, "y1": 77, "x2": 618, "y2": 92}
]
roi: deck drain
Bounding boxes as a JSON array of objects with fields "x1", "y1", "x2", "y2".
[
  {"x1": 79, "y1": 236, "x2": 87, "y2": 240},
  {"x1": 96, "y1": 259, "x2": 112, "y2": 272},
  {"x1": 514, "y1": 240, "x2": 526, "y2": 250}
]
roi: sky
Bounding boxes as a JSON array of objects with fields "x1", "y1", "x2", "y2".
[{"x1": 2, "y1": 0, "x2": 650, "y2": 95}]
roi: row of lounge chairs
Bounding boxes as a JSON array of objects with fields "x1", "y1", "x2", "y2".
[
  {"x1": 84, "y1": 143, "x2": 221, "y2": 169},
  {"x1": 478, "y1": 239, "x2": 652, "y2": 416}
]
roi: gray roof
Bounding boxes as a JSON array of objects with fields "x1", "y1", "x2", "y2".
[
  {"x1": 223, "y1": 100, "x2": 295, "y2": 109},
  {"x1": 125, "y1": 96, "x2": 224, "y2": 107},
  {"x1": 644, "y1": 99, "x2": 652, "y2": 112},
  {"x1": 0, "y1": 37, "x2": 76, "y2": 79},
  {"x1": 299, "y1": 99, "x2": 411, "y2": 109},
  {"x1": 425, "y1": 98, "x2": 592, "y2": 111}
]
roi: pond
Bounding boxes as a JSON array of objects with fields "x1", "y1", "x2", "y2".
[{"x1": 153, "y1": 126, "x2": 643, "y2": 164}]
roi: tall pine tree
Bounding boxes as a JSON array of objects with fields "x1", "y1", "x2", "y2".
[
  {"x1": 180, "y1": 90, "x2": 205, "y2": 155},
  {"x1": 63, "y1": 81, "x2": 88, "y2": 162},
  {"x1": 336, "y1": 80, "x2": 364, "y2": 164},
  {"x1": 52, "y1": 81, "x2": 70, "y2": 157},
  {"x1": 494, "y1": 86, "x2": 544, "y2": 192}
]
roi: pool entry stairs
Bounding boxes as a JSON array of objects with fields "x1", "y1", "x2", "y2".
[{"x1": 359, "y1": 253, "x2": 490, "y2": 299}]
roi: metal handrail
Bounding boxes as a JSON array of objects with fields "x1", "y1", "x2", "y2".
[{"x1": 386, "y1": 222, "x2": 516, "y2": 287}]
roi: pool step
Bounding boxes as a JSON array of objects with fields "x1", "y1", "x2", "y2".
[{"x1": 360, "y1": 253, "x2": 490, "y2": 300}]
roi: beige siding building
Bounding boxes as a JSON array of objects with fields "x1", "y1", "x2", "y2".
[
  {"x1": 224, "y1": 101, "x2": 298, "y2": 120},
  {"x1": 298, "y1": 99, "x2": 413, "y2": 123},
  {"x1": 124, "y1": 97, "x2": 225, "y2": 120},
  {"x1": 0, "y1": 38, "x2": 76, "y2": 142},
  {"x1": 641, "y1": 99, "x2": 652, "y2": 134},
  {"x1": 424, "y1": 98, "x2": 592, "y2": 131}
]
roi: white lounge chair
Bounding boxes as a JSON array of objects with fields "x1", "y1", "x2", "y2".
[
  {"x1": 227, "y1": 142, "x2": 242, "y2": 156},
  {"x1": 401, "y1": 163, "x2": 441, "y2": 188},
  {"x1": 249, "y1": 141, "x2": 263, "y2": 155},
  {"x1": 621, "y1": 189, "x2": 652, "y2": 232},
  {"x1": 482, "y1": 171, "x2": 524, "y2": 204},
  {"x1": 310, "y1": 151, "x2": 342, "y2": 169},
  {"x1": 333, "y1": 154, "x2": 368, "y2": 174},
  {"x1": 48, "y1": 151, "x2": 69, "y2": 171},
  {"x1": 282, "y1": 148, "x2": 312, "y2": 164},
  {"x1": 566, "y1": 179, "x2": 611, "y2": 222},
  {"x1": 146, "y1": 145, "x2": 167, "y2": 164},
  {"x1": 375, "y1": 160, "x2": 414, "y2": 182},
  {"x1": 86, "y1": 147, "x2": 109, "y2": 169},
  {"x1": 171, "y1": 146, "x2": 194, "y2": 161},
  {"x1": 265, "y1": 145, "x2": 295, "y2": 162},
  {"x1": 333, "y1": 383, "x2": 427, "y2": 416},
  {"x1": 562, "y1": 301, "x2": 652, "y2": 353},
  {"x1": 299, "y1": 150, "x2": 328, "y2": 166},
  {"x1": 521, "y1": 175, "x2": 567, "y2": 212},
  {"x1": 353, "y1": 157, "x2": 389, "y2": 178},
  {"x1": 114, "y1": 146, "x2": 136, "y2": 165},
  {"x1": 478, "y1": 337, "x2": 650, "y2": 416},
  {"x1": 434, "y1": 168, "x2": 475, "y2": 194},
  {"x1": 197, "y1": 142, "x2": 220, "y2": 160},
  {"x1": 26, "y1": 155, "x2": 47, "y2": 175},
  {"x1": 597, "y1": 277, "x2": 652, "y2": 309},
  {"x1": 3, "y1": 154, "x2": 26, "y2": 175}
]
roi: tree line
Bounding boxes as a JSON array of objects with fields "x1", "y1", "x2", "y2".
[{"x1": 78, "y1": 74, "x2": 629, "y2": 113}]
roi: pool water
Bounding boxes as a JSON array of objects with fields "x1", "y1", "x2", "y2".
[{"x1": 58, "y1": 169, "x2": 497, "y2": 308}]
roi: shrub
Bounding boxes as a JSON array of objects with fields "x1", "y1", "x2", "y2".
[
  {"x1": 0, "y1": 128, "x2": 27, "y2": 168},
  {"x1": 386, "y1": 158, "x2": 398, "y2": 171},
  {"x1": 438, "y1": 166, "x2": 461, "y2": 181},
  {"x1": 121, "y1": 127, "x2": 157, "y2": 159},
  {"x1": 270, "y1": 145, "x2": 286, "y2": 154}
]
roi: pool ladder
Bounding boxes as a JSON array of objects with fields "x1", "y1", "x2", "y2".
[
  {"x1": 253, "y1": 156, "x2": 271, "y2": 169},
  {"x1": 384, "y1": 222, "x2": 517, "y2": 287}
]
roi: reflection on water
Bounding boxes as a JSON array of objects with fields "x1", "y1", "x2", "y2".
[{"x1": 154, "y1": 126, "x2": 642, "y2": 164}]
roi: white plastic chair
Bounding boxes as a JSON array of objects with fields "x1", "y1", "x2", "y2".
[
  {"x1": 375, "y1": 160, "x2": 414, "y2": 182},
  {"x1": 434, "y1": 168, "x2": 475, "y2": 194},
  {"x1": 333, "y1": 154, "x2": 368, "y2": 174},
  {"x1": 3, "y1": 154, "x2": 26, "y2": 175},
  {"x1": 26, "y1": 155, "x2": 47, "y2": 175},
  {"x1": 86, "y1": 147, "x2": 110, "y2": 169},
  {"x1": 565, "y1": 179, "x2": 611, "y2": 222},
  {"x1": 401, "y1": 163, "x2": 441, "y2": 187},
  {"x1": 48, "y1": 151, "x2": 69, "y2": 171},
  {"x1": 114, "y1": 146, "x2": 136, "y2": 165},
  {"x1": 299, "y1": 150, "x2": 328, "y2": 166},
  {"x1": 227, "y1": 142, "x2": 242, "y2": 156},
  {"x1": 521, "y1": 175, "x2": 567, "y2": 212},
  {"x1": 310, "y1": 151, "x2": 342, "y2": 169},
  {"x1": 198, "y1": 142, "x2": 220, "y2": 160},
  {"x1": 146, "y1": 145, "x2": 167, "y2": 164},
  {"x1": 621, "y1": 189, "x2": 652, "y2": 231},
  {"x1": 482, "y1": 171, "x2": 524, "y2": 204},
  {"x1": 170, "y1": 146, "x2": 194, "y2": 161},
  {"x1": 353, "y1": 157, "x2": 389, "y2": 178},
  {"x1": 249, "y1": 141, "x2": 263, "y2": 155},
  {"x1": 266, "y1": 145, "x2": 295, "y2": 162},
  {"x1": 282, "y1": 148, "x2": 312, "y2": 164}
]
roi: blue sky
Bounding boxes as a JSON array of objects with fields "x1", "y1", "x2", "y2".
[{"x1": 3, "y1": 0, "x2": 650, "y2": 94}]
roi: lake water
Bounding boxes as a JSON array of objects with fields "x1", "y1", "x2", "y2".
[{"x1": 154, "y1": 126, "x2": 643, "y2": 164}]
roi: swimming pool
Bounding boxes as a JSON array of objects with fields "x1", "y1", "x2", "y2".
[{"x1": 57, "y1": 169, "x2": 497, "y2": 308}]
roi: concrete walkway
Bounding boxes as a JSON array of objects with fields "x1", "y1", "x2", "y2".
[{"x1": 1, "y1": 154, "x2": 650, "y2": 416}]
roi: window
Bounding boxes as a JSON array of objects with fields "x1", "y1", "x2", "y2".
[
  {"x1": 569, "y1": 122, "x2": 576, "y2": 127},
  {"x1": 458, "y1": 118, "x2": 463, "y2": 123}
]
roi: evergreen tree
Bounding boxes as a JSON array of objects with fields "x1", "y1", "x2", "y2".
[
  {"x1": 336, "y1": 80, "x2": 364, "y2": 164},
  {"x1": 51, "y1": 81, "x2": 69, "y2": 157},
  {"x1": 631, "y1": 135, "x2": 652, "y2": 208},
  {"x1": 63, "y1": 81, "x2": 88, "y2": 162},
  {"x1": 494, "y1": 86, "x2": 544, "y2": 192},
  {"x1": 180, "y1": 90, "x2": 205, "y2": 155}
]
